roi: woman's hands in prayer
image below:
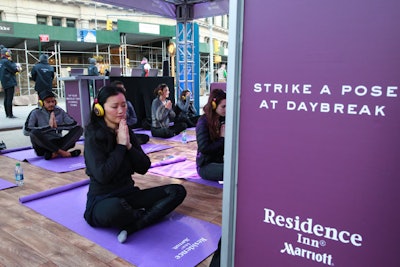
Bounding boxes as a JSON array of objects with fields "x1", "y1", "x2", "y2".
[{"x1": 117, "y1": 119, "x2": 132, "y2": 150}]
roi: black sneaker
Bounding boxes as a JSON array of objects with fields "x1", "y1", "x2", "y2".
[
  {"x1": 70, "y1": 149, "x2": 81, "y2": 157},
  {"x1": 0, "y1": 141, "x2": 6, "y2": 150},
  {"x1": 44, "y1": 152, "x2": 52, "y2": 160},
  {"x1": 7, "y1": 115, "x2": 17, "y2": 119}
]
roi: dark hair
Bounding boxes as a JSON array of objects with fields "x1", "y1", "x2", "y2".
[
  {"x1": 203, "y1": 89, "x2": 226, "y2": 141},
  {"x1": 110, "y1": 80, "x2": 126, "y2": 92},
  {"x1": 110, "y1": 80, "x2": 124, "y2": 87},
  {"x1": 89, "y1": 85, "x2": 126, "y2": 124},
  {"x1": 180, "y1": 89, "x2": 190, "y2": 100},
  {"x1": 154, "y1": 83, "x2": 168, "y2": 96}
]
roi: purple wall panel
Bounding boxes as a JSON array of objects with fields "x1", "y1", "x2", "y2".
[{"x1": 235, "y1": 0, "x2": 400, "y2": 266}]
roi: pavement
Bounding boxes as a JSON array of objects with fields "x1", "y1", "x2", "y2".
[{"x1": 0, "y1": 94, "x2": 209, "y2": 150}]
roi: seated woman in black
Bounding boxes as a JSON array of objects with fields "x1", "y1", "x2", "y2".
[
  {"x1": 174, "y1": 89, "x2": 200, "y2": 128},
  {"x1": 83, "y1": 85, "x2": 186, "y2": 243},
  {"x1": 196, "y1": 89, "x2": 226, "y2": 181},
  {"x1": 151, "y1": 83, "x2": 187, "y2": 138}
]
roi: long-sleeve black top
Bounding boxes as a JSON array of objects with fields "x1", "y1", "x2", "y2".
[
  {"x1": 84, "y1": 121, "x2": 151, "y2": 197},
  {"x1": 195, "y1": 115, "x2": 224, "y2": 167}
]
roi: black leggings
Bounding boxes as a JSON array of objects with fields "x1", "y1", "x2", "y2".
[
  {"x1": 30, "y1": 126, "x2": 83, "y2": 155},
  {"x1": 3, "y1": 86, "x2": 15, "y2": 117},
  {"x1": 198, "y1": 162, "x2": 224, "y2": 181},
  {"x1": 92, "y1": 184, "x2": 186, "y2": 233},
  {"x1": 151, "y1": 122, "x2": 187, "y2": 138}
]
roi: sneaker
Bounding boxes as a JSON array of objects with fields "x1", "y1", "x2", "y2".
[
  {"x1": 0, "y1": 141, "x2": 6, "y2": 150},
  {"x1": 70, "y1": 149, "x2": 81, "y2": 157},
  {"x1": 7, "y1": 115, "x2": 17, "y2": 119},
  {"x1": 44, "y1": 152, "x2": 52, "y2": 160},
  {"x1": 117, "y1": 230, "x2": 128, "y2": 243}
]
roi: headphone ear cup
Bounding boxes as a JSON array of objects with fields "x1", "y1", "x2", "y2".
[
  {"x1": 182, "y1": 95, "x2": 186, "y2": 100},
  {"x1": 211, "y1": 100, "x2": 217, "y2": 110},
  {"x1": 38, "y1": 100, "x2": 43, "y2": 107},
  {"x1": 94, "y1": 103, "x2": 105, "y2": 117}
]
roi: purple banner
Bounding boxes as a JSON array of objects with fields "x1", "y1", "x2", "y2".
[
  {"x1": 235, "y1": 1, "x2": 400, "y2": 267},
  {"x1": 192, "y1": 0, "x2": 229, "y2": 19},
  {"x1": 95, "y1": 0, "x2": 176, "y2": 18}
]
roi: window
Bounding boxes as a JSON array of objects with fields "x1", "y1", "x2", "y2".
[
  {"x1": 52, "y1": 17, "x2": 62, "y2": 27},
  {"x1": 214, "y1": 16, "x2": 222, "y2": 27},
  {"x1": 66, "y1": 19, "x2": 75, "y2": 28},
  {"x1": 37, "y1": 15, "x2": 47, "y2": 25}
]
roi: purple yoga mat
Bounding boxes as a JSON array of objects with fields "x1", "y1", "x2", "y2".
[
  {"x1": 2, "y1": 148, "x2": 86, "y2": 173},
  {"x1": 28, "y1": 156, "x2": 85, "y2": 172},
  {"x1": 0, "y1": 178, "x2": 17, "y2": 190},
  {"x1": 0, "y1": 146, "x2": 32, "y2": 154},
  {"x1": 148, "y1": 160, "x2": 223, "y2": 189},
  {"x1": 150, "y1": 156, "x2": 187, "y2": 168},
  {"x1": 1, "y1": 148, "x2": 37, "y2": 161},
  {"x1": 21, "y1": 181, "x2": 221, "y2": 267},
  {"x1": 187, "y1": 178, "x2": 223, "y2": 189},
  {"x1": 167, "y1": 133, "x2": 196, "y2": 143},
  {"x1": 141, "y1": 143, "x2": 173, "y2": 154},
  {"x1": 20, "y1": 179, "x2": 89, "y2": 203},
  {"x1": 134, "y1": 130, "x2": 196, "y2": 143},
  {"x1": 149, "y1": 160, "x2": 200, "y2": 179}
]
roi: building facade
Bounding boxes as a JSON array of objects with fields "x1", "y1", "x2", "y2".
[{"x1": 0, "y1": 0, "x2": 228, "y2": 96}]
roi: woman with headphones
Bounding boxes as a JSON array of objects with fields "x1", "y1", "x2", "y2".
[
  {"x1": 196, "y1": 89, "x2": 226, "y2": 181},
  {"x1": 150, "y1": 83, "x2": 187, "y2": 138},
  {"x1": 83, "y1": 85, "x2": 186, "y2": 243},
  {"x1": 174, "y1": 89, "x2": 200, "y2": 128}
]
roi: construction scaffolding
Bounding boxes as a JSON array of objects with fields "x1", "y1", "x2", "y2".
[{"x1": 5, "y1": 41, "x2": 167, "y2": 99}]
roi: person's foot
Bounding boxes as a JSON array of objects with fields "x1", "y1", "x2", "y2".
[
  {"x1": 7, "y1": 115, "x2": 17, "y2": 119},
  {"x1": 44, "y1": 152, "x2": 58, "y2": 160},
  {"x1": 70, "y1": 149, "x2": 81, "y2": 157},
  {"x1": 117, "y1": 230, "x2": 128, "y2": 243},
  {"x1": 44, "y1": 152, "x2": 52, "y2": 160}
]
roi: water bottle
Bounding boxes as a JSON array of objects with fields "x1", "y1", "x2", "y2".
[
  {"x1": 15, "y1": 162, "x2": 24, "y2": 186},
  {"x1": 181, "y1": 130, "x2": 187, "y2": 144}
]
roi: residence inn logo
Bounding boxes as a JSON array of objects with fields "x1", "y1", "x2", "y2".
[
  {"x1": 0, "y1": 22, "x2": 14, "y2": 34},
  {"x1": 263, "y1": 208, "x2": 363, "y2": 266}
]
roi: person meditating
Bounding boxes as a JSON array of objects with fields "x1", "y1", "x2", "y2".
[
  {"x1": 151, "y1": 83, "x2": 187, "y2": 138},
  {"x1": 83, "y1": 85, "x2": 186, "y2": 243},
  {"x1": 23, "y1": 91, "x2": 83, "y2": 160},
  {"x1": 196, "y1": 89, "x2": 226, "y2": 181},
  {"x1": 174, "y1": 89, "x2": 200, "y2": 128}
]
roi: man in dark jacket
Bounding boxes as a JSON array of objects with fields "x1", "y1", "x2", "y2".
[
  {"x1": 87, "y1": 57, "x2": 99, "y2": 97},
  {"x1": 0, "y1": 47, "x2": 20, "y2": 118},
  {"x1": 31, "y1": 54, "x2": 54, "y2": 99},
  {"x1": 23, "y1": 90, "x2": 83, "y2": 160}
]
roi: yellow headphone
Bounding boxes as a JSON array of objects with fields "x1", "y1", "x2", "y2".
[
  {"x1": 38, "y1": 98, "x2": 57, "y2": 108},
  {"x1": 93, "y1": 98, "x2": 104, "y2": 117},
  {"x1": 211, "y1": 98, "x2": 217, "y2": 110}
]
